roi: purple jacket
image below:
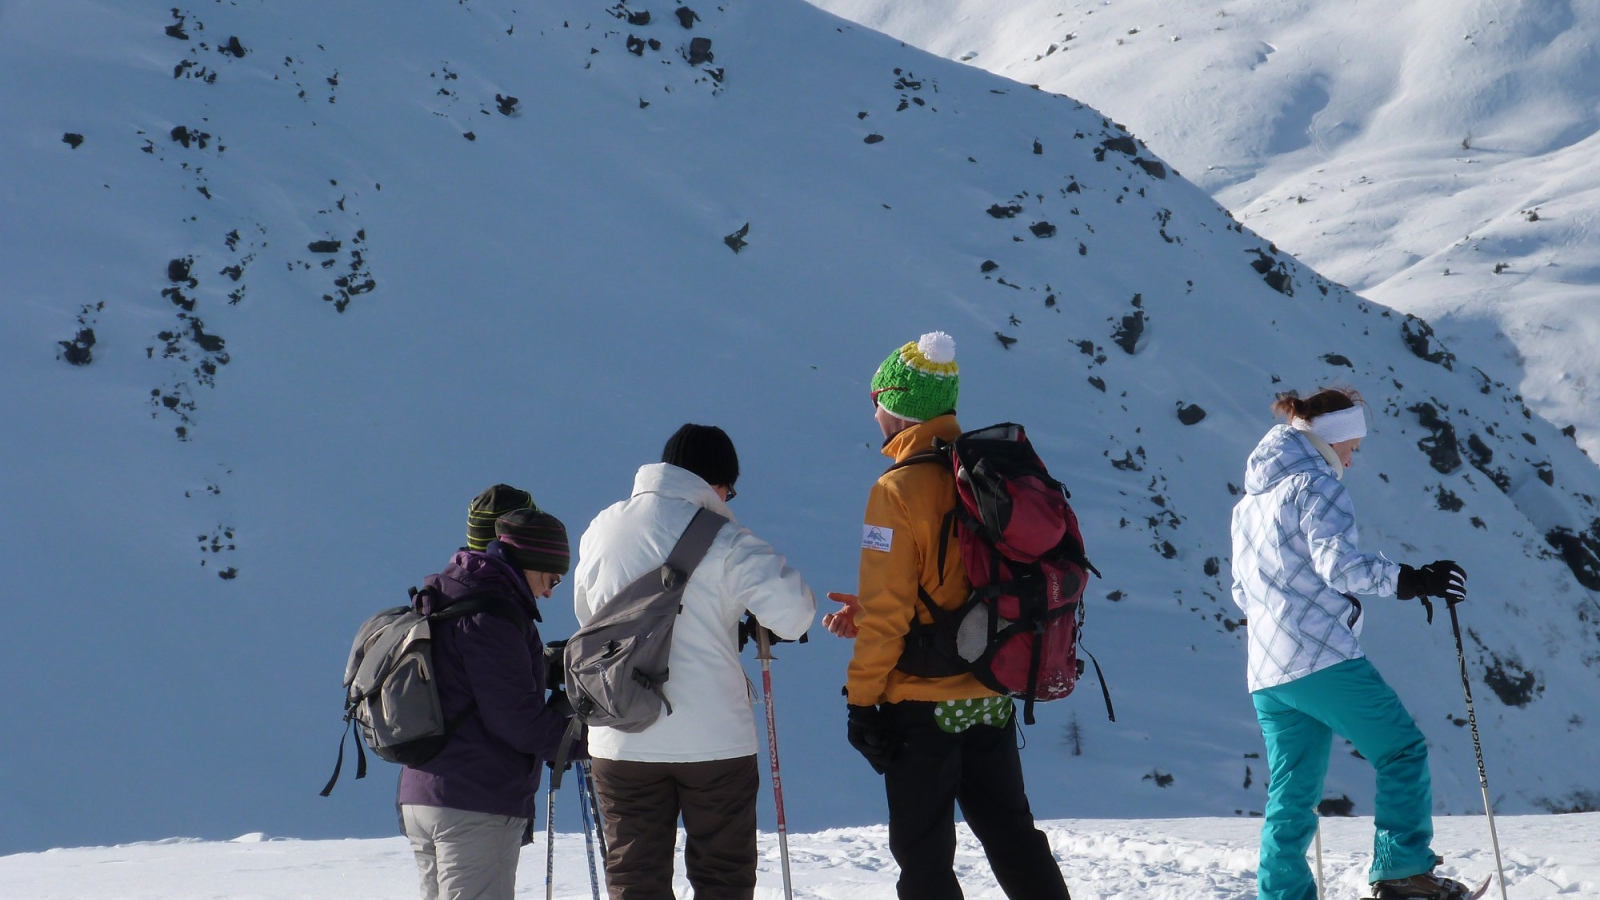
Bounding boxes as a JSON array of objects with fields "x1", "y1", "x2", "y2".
[{"x1": 396, "y1": 544, "x2": 568, "y2": 821}]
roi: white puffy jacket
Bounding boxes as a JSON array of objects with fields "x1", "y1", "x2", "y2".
[
  {"x1": 573, "y1": 463, "x2": 816, "y2": 762},
  {"x1": 1230, "y1": 425, "x2": 1401, "y2": 691}
]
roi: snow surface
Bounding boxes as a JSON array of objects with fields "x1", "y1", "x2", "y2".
[
  {"x1": 4, "y1": 0, "x2": 1600, "y2": 856},
  {"x1": 2, "y1": 814, "x2": 1596, "y2": 899},
  {"x1": 808, "y1": 0, "x2": 1600, "y2": 459}
]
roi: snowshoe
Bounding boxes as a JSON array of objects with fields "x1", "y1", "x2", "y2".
[{"x1": 1366, "y1": 870, "x2": 1491, "y2": 900}]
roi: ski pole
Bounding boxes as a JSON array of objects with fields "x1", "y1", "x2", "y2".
[
  {"x1": 754, "y1": 626, "x2": 795, "y2": 900},
  {"x1": 1447, "y1": 599, "x2": 1509, "y2": 900},
  {"x1": 582, "y1": 760, "x2": 609, "y2": 861},
  {"x1": 1313, "y1": 820, "x2": 1324, "y2": 900},
  {"x1": 545, "y1": 781, "x2": 558, "y2": 900},
  {"x1": 575, "y1": 762, "x2": 603, "y2": 900}
]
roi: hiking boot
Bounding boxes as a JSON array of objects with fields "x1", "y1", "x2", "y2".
[{"x1": 1370, "y1": 870, "x2": 1472, "y2": 899}]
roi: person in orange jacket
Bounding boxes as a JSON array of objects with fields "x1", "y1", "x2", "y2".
[{"x1": 826, "y1": 331, "x2": 1072, "y2": 900}]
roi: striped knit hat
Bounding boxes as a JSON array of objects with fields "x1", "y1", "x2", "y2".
[
  {"x1": 494, "y1": 508, "x2": 570, "y2": 575},
  {"x1": 871, "y1": 331, "x2": 959, "y2": 422},
  {"x1": 467, "y1": 484, "x2": 537, "y2": 551}
]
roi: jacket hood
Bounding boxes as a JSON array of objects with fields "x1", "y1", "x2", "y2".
[
  {"x1": 1243, "y1": 424, "x2": 1339, "y2": 495},
  {"x1": 417, "y1": 548, "x2": 538, "y2": 617},
  {"x1": 631, "y1": 463, "x2": 735, "y2": 520}
]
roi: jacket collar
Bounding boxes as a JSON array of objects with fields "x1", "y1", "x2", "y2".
[
  {"x1": 1291, "y1": 421, "x2": 1345, "y2": 480},
  {"x1": 631, "y1": 463, "x2": 736, "y2": 520},
  {"x1": 882, "y1": 414, "x2": 962, "y2": 464}
]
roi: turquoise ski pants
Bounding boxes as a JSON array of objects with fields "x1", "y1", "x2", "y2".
[{"x1": 1252, "y1": 657, "x2": 1437, "y2": 900}]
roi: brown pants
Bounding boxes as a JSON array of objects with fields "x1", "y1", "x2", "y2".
[{"x1": 588, "y1": 755, "x2": 760, "y2": 900}]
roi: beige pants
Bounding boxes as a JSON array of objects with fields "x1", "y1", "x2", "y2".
[{"x1": 401, "y1": 804, "x2": 528, "y2": 900}]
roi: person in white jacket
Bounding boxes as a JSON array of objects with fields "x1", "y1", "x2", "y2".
[
  {"x1": 1230, "y1": 387, "x2": 1470, "y2": 900},
  {"x1": 573, "y1": 424, "x2": 816, "y2": 900}
]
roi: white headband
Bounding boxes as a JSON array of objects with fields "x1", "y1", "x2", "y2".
[{"x1": 1307, "y1": 406, "x2": 1367, "y2": 444}]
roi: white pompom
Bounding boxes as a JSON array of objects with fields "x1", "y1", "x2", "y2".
[{"x1": 918, "y1": 331, "x2": 956, "y2": 364}]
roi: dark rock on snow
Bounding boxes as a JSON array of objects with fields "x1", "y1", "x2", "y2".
[
  {"x1": 863, "y1": 133, "x2": 884, "y2": 145},
  {"x1": 676, "y1": 6, "x2": 700, "y2": 29},
  {"x1": 1408, "y1": 402, "x2": 1462, "y2": 474},
  {"x1": 1112, "y1": 309, "x2": 1145, "y2": 354},
  {"x1": 1135, "y1": 157, "x2": 1167, "y2": 179},
  {"x1": 167, "y1": 257, "x2": 196, "y2": 285},
  {"x1": 1030, "y1": 221, "x2": 1057, "y2": 238},
  {"x1": 1401, "y1": 314, "x2": 1456, "y2": 370},
  {"x1": 1177, "y1": 403, "x2": 1207, "y2": 425},
  {"x1": 724, "y1": 222, "x2": 750, "y2": 254},
  {"x1": 62, "y1": 133, "x2": 85, "y2": 149},
  {"x1": 1100, "y1": 135, "x2": 1138, "y2": 157},
  {"x1": 688, "y1": 37, "x2": 713, "y2": 66},
  {"x1": 58, "y1": 328, "x2": 96, "y2": 366}
]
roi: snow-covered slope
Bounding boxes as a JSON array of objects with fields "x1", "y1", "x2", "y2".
[
  {"x1": 810, "y1": 0, "x2": 1600, "y2": 460},
  {"x1": 2, "y1": 815, "x2": 1596, "y2": 900},
  {"x1": 4, "y1": 0, "x2": 1600, "y2": 852}
]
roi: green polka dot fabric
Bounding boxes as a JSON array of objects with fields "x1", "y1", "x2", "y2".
[{"x1": 933, "y1": 696, "x2": 1014, "y2": 733}]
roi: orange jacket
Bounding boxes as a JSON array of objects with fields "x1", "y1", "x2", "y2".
[{"x1": 846, "y1": 415, "x2": 997, "y2": 706}]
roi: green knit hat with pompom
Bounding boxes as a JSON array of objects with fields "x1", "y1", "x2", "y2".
[{"x1": 870, "y1": 331, "x2": 959, "y2": 423}]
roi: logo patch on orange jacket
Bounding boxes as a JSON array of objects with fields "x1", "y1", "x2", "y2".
[{"x1": 862, "y1": 525, "x2": 893, "y2": 553}]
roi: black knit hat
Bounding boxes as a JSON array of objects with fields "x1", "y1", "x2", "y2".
[
  {"x1": 662, "y1": 424, "x2": 739, "y2": 488},
  {"x1": 494, "y1": 508, "x2": 570, "y2": 575},
  {"x1": 467, "y1": 484, "x2": 537, "y2": 551}
]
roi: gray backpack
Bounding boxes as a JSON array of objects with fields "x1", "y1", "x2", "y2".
[
  {"x1": 320, "y1": 587, "x2": 525, "y2": 796},
  {"x1": 556, "y1": 508, "x2": 726, "y2": 764}
]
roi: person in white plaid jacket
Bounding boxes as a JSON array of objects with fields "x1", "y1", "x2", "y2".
[{"x1": 1230, "y1": 387, "x2": 1470, "y2": 900}]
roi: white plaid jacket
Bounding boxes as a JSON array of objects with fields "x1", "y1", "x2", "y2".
[{"x1": 1230, "y1": 425, "x2": 1400, "y2": 691}]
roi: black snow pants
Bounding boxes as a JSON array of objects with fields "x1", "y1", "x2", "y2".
[{"x1": 881, "y1": 700, "x2": 1071, "y2": 900}]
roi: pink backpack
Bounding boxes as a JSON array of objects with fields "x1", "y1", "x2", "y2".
[{"x1": 893, "y1": 423, "x2": 1113, "y2": 724}]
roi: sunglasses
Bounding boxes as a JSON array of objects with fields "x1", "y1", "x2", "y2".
[
  {"x1": 725, "y1": 485, "x2": 738, "y2": 502},
  {"x1": 870, "y1": 387, "x2": 903, "y2": 410}
]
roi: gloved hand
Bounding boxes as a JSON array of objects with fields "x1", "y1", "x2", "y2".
[
  {"x1": 847, "y1": 704, "x2": 895, "y2": 774},
  {"x1": 739, "y1": 613, "x2": 806, "y2": 651},
  {"x1": 546, "y1": 688, "x2": 575, "y2": 719},
  {"x1": 1397, "y1": 561, "x2": 1467, "y2": 604},
  {"x1": 543, "y1": 640, "x2": 567, "y2": 691}
]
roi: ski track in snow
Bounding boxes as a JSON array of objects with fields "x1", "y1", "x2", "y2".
[{"x1": 1, "y1": 815, "x2": 1596, "y2": 899}]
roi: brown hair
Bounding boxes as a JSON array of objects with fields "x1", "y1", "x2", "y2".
[{"x1": 1271, "y1": 386, "x2": 1364, "y2": 421}]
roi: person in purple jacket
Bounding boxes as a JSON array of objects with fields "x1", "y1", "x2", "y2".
[{"x1": 398, "y1": 505, "x2": 580, "y2": 900}]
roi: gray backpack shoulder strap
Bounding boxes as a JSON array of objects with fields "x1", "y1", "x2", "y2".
[{"x1": 662, "y1": 507, "x2": 728, "y2": 585}]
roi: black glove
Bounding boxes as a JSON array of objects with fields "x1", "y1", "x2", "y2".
[
  {"x1": 546, "y1": 688, "x2": 575, "y2": 719},
  {"x1": 847, "y1": 704, "x2": 895, "y2": 774},
  {"x1": 739, "y1": 614, "x2": 807, "y2": 652},
  {"x1": 543, "y1": 640, "x2": 567, "y2": 691},
  {"x1": 1398, "y1": 561, "x2": 1466, "y2": 603}
]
